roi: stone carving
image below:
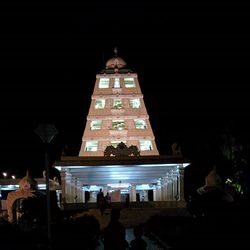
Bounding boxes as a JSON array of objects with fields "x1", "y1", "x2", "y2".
[
  {"x1": 104, "y1": 142, "x2": 140, "y2": 157},
  {"x1": 6, "y1": 171, "x2": 46, "y2": 225}
]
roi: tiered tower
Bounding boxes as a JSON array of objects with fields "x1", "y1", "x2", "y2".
[{"x1": 79, "y1": 49, "x2": 159, "y2": 156}]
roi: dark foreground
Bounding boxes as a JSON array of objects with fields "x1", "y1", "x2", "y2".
[{"x1": 1, "y1": 202, "x2": 250, "y2": 249}]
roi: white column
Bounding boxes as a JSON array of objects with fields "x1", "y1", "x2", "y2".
[
  {"x1": 153, "y1": 188, "x2": 157, "y2": 201},
  {"x1": 164, "y1": 177, "x2": 169, "y2": 201},
  {"x1": 160, "y1": 178, "x2": 165, "y2": 201},
  {"x1": 60, "y1": 171, "x2": 66, "y2": 205},
  {"x1": 167, "y1": 178, "x2": 173, "y2": 200},
  {"x1": 143, "y1": 190, "x2": 148, "y2": 201},
  {"x1": 130, "y1": 185, "x2": 137, "y2": 202},
  {"x1": 157, "y1": 187, "x2": 161, "y2": 201},
  {"x1": 179, "y1": 167, "x2": 185, "y2": 201},
  {"x1": 82, "y1": 189, "x2": 85, "y2": 203},
  {"x1": 103, "y1": 186, "x2": 108, "y2": 196},
  {"x1": 69, "y1": 177, "x2": 77, "y2": 203},
  {"x1": 172, "y1": 175, "x2": 178, "y2": 201},
  {"x1": 65, "y1": 172, "x2": 73, "y2": 203},
  {"x1": 73, "y1": 177, "x2": 78, "y2": 203},
  {"x1": 76, "y1": 180, "x2": 82, "y2": 203},
  {"x1": 156, "y1": 180, "x2": 161, "y2": 201}
]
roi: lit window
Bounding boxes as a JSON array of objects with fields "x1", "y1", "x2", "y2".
[
  {"x1": 130, "y1": 98, "x2": 140, "y2": 108},
  {"x1": 135, "y1": 119, "x2": 147, "y2": 129},
  {"x1": 85, "y1": 141, "x2": 98, "y2": 151},
  {"x1": 139, "y1": 140, "x2": 153, "y2": 151},
  {"x1": 114, "y1": 78, "x2": 120, "y2": 88},
  {"x1": 111, "y1": 141, "x2": 127, "y2": 147},
  {"x1": 113, "y1": 99, "x2": 123, "y2": 109},
  {"x1": 99, "y1": 78, "x2": 110, "y2": 88},
  {"x1": 95, "y1": 99, "x2": 105, "y2": 109},
  {"x1": 124, "y1": 78, "x2": 135, "y2": 88},
  {"x1": 112, "y1": 120, "x2": 125, "y2": 130},
  {"x1": 90, "y1": 120, "x2": 102, "y2": 130}
]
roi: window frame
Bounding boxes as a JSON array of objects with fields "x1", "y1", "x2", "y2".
[
  {"x1": 111, "y1": 141, "x2": 127, "y2": 147},
  {"x1": 99, "y1": 78, "x2": 110, "y2": 88},
  {"x1": 90, "y1": 120, "x2": 102, "y2": 130},
  {"x1": 95, "y1": 99, "x2": 105, "y2": 109},
  {"x1": 139, "y1": 140, "x2": 153, "y2": 151},
  {"x1": 85, "y1": 141, "x2": 98, "y2": 151},
  {"x1": 113, "y1": 99, "x2": 123, "y2": 109},
  {"x1": 129, "y1": 98, "x2": 141, "y2": 108},
  {"x1": 112, "y1": 120, "x2": 125, "y2": 130},
  {"x1": 135, "y1": 119, "x2": 147, "y2": 129},
  {"x1": 124, "y1": 77, "x2": 136, "y2": 88}
]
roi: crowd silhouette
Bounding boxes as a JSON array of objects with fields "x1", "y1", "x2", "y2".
[{"x1": 103, "y1": 208, "x2": 129, "y2": 250}]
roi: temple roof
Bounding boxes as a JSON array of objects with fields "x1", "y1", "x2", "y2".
[
  {"x1": 105, "y1": 48, "x2": 127, "y2": 69},
  {"x1": 100, "y1": 48, "x2": 133, "y2": 74},
  {"x1": 106, "y1": 56, "x2": 127, "y2": 69},
  {"x1": 53, "y1": 155, "x2": 189, "y2": 186}
]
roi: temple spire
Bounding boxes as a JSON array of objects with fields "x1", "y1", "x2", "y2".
[{"x1": 79, "y1": 49, "x2": 159, "y2": 156}]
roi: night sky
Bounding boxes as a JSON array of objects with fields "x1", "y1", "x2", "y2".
[{"x1": 1, "y1": 1, "x2": 250, "y2": 178}]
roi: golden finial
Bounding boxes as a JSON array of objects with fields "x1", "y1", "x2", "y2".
[{"x1": 114, "y1": 47, "x2": 118, "y2": 57}]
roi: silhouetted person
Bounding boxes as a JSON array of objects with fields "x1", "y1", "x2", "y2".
[
  {"x1": 97, "y1": 189, "x2": 107, "y2": 216},
  {"x1": 96, "y1": 188, "x2": 105, "y2": 215},
  {"x1": 97, "y1": 188, "x2": 104, "y2": 208},
  {"x1": 100, "y1": 196, "x2": 106, "y2": 216},
  {"x1": 103, "y1": 208, "x2": 129, "y2": 250},
  {"x1": 130, "y1": 225, "x2": 147, "y2": 250},
  {"x1": 125, "y1": 194, "x2": 130, "y2": 208},
  {"x1": 105, "y1": 192, "x2": 111, "y2": 208}
]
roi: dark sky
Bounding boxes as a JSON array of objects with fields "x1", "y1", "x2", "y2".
[{"x1": 1, "y1": 1, "x2": 250, "y2": 177}]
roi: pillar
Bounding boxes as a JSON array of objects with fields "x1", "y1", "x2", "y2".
[
  {"x1": 167, "y1": 178, "x2": 173, "y2": 200},
  {"x1": 66, "y1": 172, "x2": 74, "y2": 203},
  {"x1": 172, "y1": 175, "x2": 178, "y2": 200},
  {"x1": 155, "y1": 180, "x2": 161, "y2": 201},
  {"x1": 76, "y1": 180, "x2": 83, "y2": 203},
  {"x1": 153, "y1": 188, "x2": 156, "y2": 201},
  {"x1": 130, "y1": 185, "x2": 137, "y2": 202},
  {"x1": 60, "y1": 171, "x2": 66, "y2": 205},
  {"x1": 179, "y1": 167, "x2": 185, "y2": 201},
  {"x1": 103, "y1": 186, "x2": 108, "y2": 196}
]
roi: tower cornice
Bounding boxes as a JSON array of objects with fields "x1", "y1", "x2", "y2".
[
  {"x1": 91, "y1": 94, "x2": 143, "y2": 99},
  {"x1": 87, "y1": 115, "x2": 150, "y2": 120},
  {"x1": 96, "y1": 73, "x2": 138, "y2": 78}
]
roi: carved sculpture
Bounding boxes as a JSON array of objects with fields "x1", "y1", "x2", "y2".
[
  {"x1": 6, "y1": 171, "x2": 46, "y2": 226},
  {"x1": 104, "y1": 142, "x2": 140, "y2": 157}
]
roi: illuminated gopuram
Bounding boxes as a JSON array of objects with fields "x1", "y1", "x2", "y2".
[
  {"x1": 53, "y1": 49, "x2": 189, "y2": 206},
  {"x1": 79, "y1": 48, "x2": 159, "y2": 157}
]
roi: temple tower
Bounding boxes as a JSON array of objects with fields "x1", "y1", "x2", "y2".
[{"x1": 79, "y1": 49, "x2": 159, "y2": 156}]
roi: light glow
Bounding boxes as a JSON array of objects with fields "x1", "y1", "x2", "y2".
[{"x1": 107, "y1": 183, "x2": 130, "y2": 188}]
